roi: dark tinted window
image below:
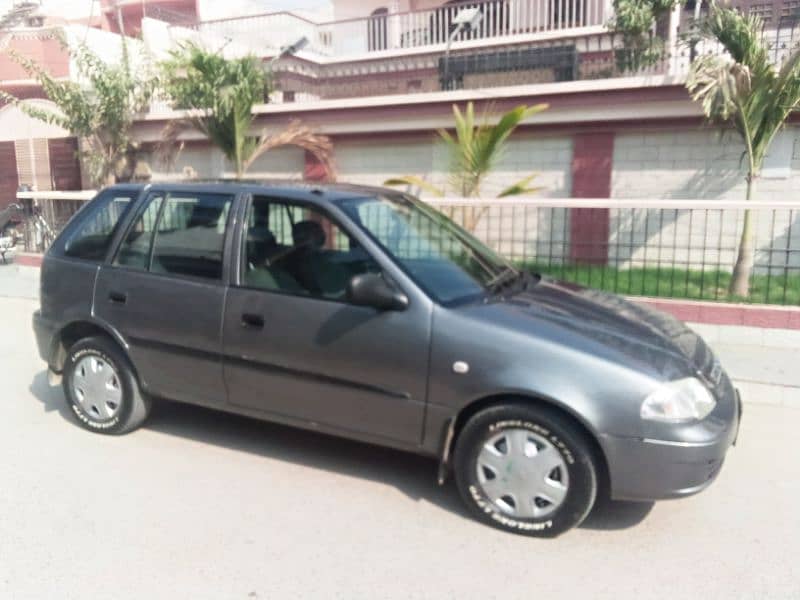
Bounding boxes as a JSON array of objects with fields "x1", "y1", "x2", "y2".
[
  {"x1": 114, "y1": 193, "x2": 164, "y2": 270},
  {"x1": 242, "y1": 196, "x2": 378, "y2": 300},
  {"x1": 150, "y1": 193, "x2": 233, "y2": 280},
  {"x1": 62, "y1": 190, "x2": 137, "y2": 261},
  {"x1": 114, "y1": 192, "x2": 233, "y2": 280}
]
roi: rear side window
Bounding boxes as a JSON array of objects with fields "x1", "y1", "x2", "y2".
[
  {"x1": 115, "y1": 194, "x2": 164, "y2": 270},
  {"x1": 61, "y1": 190, "x2": 138, "y2": 261},
  {"x1": 114, "y1": 192, "x2": 233, "y2": 281}
]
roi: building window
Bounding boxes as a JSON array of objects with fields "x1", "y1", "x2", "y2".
[{"x1": 368, "y1": 7, "x2": 389, "y2": 52}]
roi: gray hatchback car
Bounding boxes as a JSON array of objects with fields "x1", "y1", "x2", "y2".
[{"x1": 33, "y1": 182, "x2": 742, "y2": 536}]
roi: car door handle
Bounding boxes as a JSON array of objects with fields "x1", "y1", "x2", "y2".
[
  {"x1": 108, "y1": 291, "x2": 127, "y2": 305},
  {"x1": 241, "y1": 313, "x2": 265, "y2": 329}
]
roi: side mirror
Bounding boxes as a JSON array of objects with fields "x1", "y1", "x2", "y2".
[{"x1": 346, "y1": 273, "x2": 409, "y2": 311}]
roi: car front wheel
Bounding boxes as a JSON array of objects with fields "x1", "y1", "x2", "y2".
[
  {"x1": 63, "y1": 336, "x2": 151, "y2": 435},
  {"x1": 453, "y1": 402, "x2": 598, "y2": 537}
]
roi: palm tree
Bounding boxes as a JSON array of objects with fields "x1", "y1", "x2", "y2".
[
  {"x1": 686, "y1": 2, "x2": 800, "y2": 297},
  {"x1": 159, "y1": 43, "x2": 333, "y2": 180},
  {"x1": 384, "y1": 102, "x2": 546, "y2": 230}
]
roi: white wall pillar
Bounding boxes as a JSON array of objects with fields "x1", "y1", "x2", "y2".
[
  {"x1": 388, "y1": 0, "x2": 402, "y2": 51},
  {"x1": 666, "y1": 3, "x2": 682, "y2": 76}
]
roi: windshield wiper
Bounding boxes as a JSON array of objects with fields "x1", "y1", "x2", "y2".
[{"x1": 486, "y1": 267, "x2": 520, "y2": 294}]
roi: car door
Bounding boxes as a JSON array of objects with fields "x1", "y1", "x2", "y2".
[
  {"x1": 222, "y1": 195, "x2": 433, "y2": 446},
  {"x1": 93, "y1": 189, "x2": 237, "y2": 407}
]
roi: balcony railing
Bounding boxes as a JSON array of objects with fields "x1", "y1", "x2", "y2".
[
  {"x1": 194, "y1": 12, "x2": 326, "y2": 58},
  {"x1": 188, "y1": 0, "x2": 611, "y2": 60},
  {"x1": 316, "y1": 0, "x2": 610, "y2": 57}
]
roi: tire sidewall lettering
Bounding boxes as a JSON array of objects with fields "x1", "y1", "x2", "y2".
[
  {"x1": 469, "y1": 418, "x2": 577, "y2": 532},
  {"x1": 488, "y1": 419, "x2": 575, "y2": 465}
]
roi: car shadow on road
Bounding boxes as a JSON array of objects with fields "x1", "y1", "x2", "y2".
[{"x1": 31, "y1": 369, "x2": 653, "y2": 532}]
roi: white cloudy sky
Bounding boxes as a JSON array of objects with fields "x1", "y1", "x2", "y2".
[{"x1": 0, "y1": 0, "x2": 331, "y2": 20}]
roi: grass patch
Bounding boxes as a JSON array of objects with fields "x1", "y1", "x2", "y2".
[{"x1": 516, "y1": 262, "x2": 800, "y2": 306}]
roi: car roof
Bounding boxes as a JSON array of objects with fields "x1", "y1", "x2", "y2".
[{"x1": 106, "y1": 180, "x2": 403, "y2": 206}]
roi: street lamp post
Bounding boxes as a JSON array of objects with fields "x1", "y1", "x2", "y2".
[
  {"x1": 442, "y1": 7, "x2": 483, "y2": 91},
  {"x1": 268, "y1": 36, "x2": 310, "y2": 69}
]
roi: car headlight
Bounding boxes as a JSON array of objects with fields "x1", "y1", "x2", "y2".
[{"x1": 640, "y1": 377, "x2": 716, "y2": 423}]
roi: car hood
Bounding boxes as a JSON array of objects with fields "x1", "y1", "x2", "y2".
[{"x1": 470, "y1": 277, "x2": 715, "y2": 378}]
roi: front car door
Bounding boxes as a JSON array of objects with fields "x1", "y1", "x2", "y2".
[
  {"x1": 93, "y1": 188, "x2": 238, "y2": 407},
  {"x1": 222, "y1": 194, "x2": 433, "y2": 446}
]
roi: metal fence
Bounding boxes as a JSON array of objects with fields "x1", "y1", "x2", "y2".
[
  {"x1": 13, "y1": 191, "x2": 800, "y2": 306},
  {"x1": 427, "y1": 198, "x2": 800, "y2": 306},
  {"x1": 14, "y1": 191, "x2": 95, "y2": 253}
]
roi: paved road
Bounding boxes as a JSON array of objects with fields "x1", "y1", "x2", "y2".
[{"x1": 2, "y1": 295, "x2": 799, "y2": 600}]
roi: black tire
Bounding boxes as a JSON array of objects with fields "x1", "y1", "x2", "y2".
[
  {"x1": 62, "y1": 336, "x2": 151, "y2": 435},
  {"x1": 453, "y1": 402, "x2": 598, "y2": 537}
]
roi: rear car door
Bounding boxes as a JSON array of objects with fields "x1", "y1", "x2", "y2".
[
  {"x1": 93, "y1": 189, "x2": 237, "y2": 407},
  {"x1": 222, "y1": 195, "x2": 432, "y2": 446}
]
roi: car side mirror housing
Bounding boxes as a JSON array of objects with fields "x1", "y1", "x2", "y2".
[{"x1": 347, "y1": 273, "x2": 409, "y2": 311}]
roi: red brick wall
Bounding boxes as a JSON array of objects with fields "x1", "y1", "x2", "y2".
[
  {"x1": 0, "y1": 142, "x2": 19, "y2": 210},
  {"x1": 48, "y1": 138, "x2": 82, "y2": 191},
  {"x1": 570, "y1": 132, "x2": 614, "y2": 264},
  {"x1": 0, "y1": 37, "x2": 70, "y2": 81}
]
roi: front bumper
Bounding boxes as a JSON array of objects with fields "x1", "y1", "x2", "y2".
[{"x1": 601, "y1": 377, "x2": 742, "y2": 502}]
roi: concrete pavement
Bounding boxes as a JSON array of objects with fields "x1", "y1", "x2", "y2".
[
  {"x1": 1, "y1": 287, "x2": 800, "y2": 598},
  {"x1": 0, "y1": 263, "x2": 38, "y2": 300}
]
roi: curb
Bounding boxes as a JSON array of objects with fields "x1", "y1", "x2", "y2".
[
  {"x1": 632, "y1": 297, "x2": 800, "y2": 331},
  {"x1": 14, "y1": 253, "x2": 43, "y2": 268},
  {"x1": 688, "y1": 322, "x2": 800, "y2": 350},
  {"x1": 734, "y1": 380, "x2": 800, "y2": 409}
]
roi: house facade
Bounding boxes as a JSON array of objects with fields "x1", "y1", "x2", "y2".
[
  {"x1": 126, "y1": 0, "x2": 799, "y2": 268},
  {"x1": 133, "y1": 0, "x2": 800, "y2": 199},
  {"x1": 2, "y1": 0, "x2": 800, "y2": 232}
]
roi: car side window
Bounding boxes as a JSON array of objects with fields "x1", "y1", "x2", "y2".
[
  {"x1": 114, "y1": 192, "x2": 233, "y2": 280},
  {"x1": 61, "y1": 190, "x2": 137, "y2": 261},
  {"x1": 114, "y1": 193, "x2": 164, "y2": 270},
  {"x1": 242, "y1": 196, "x2": 379, "y2": 301},
  {"x1": 150, "y1": 193, "x2": 232, "y2": 280}
]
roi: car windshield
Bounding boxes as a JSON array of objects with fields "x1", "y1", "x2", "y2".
[{"x1": 337, "y1": 194, "x2": 518, "y2": 305}]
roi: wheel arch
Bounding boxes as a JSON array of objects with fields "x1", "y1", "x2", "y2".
[
  {"x1": 50, "y1": 319, "x2": 132, "y2": 374},
  {"x1": 444, "y1": 393, "x2": 610, "y2": 496}
]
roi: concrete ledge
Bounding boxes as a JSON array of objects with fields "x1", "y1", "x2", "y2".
[
  {"x1": 732, "y1": 380, "x2": 799, "y2": 408},
  {"x1": 687, "y1": 322, "x2": 800, "y2": 349},
  {"x1": 633, "y1": 297, "x2": 800, "y2": 330}
]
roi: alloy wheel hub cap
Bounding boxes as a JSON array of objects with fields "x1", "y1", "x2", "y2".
[
  {"x1": 72, "y1": 356, "x2": 122, "y2": 421},
  {"x1": 476, "y1": 428, "x2": 569, "y2": 519}
]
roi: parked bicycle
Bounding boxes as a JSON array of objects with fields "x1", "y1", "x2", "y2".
[
  {"x1": 29, "y1": 205, "x2": 55, "y2": 253},
  {"x1": 0, "y1": 203, "x2": 22, "y2": 264}
]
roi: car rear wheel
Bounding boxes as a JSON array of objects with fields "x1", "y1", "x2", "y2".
[
  {"x1": 453, "y1": 403, "x2": 598, "y2": 537},
  {"x1": 63, "y1": 336, "x2": 151, "y2": 435}
]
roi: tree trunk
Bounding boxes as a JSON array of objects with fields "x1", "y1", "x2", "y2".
[{"x1": 728, "y1": 176, "x2": 756, "y2": 297}]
